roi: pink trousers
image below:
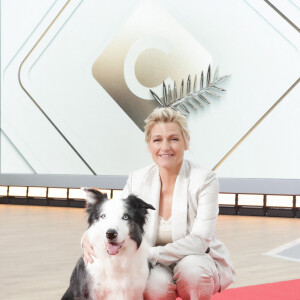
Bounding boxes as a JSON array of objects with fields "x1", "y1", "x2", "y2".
[{"x1": 144, "y1": 254, "x2": 220, "y2": 300}]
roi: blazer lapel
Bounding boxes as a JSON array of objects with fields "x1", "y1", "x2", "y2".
[
  {"x1": 172, "y1": 160, "x2": 190, "y2": 241},
  {"x1": 140, "y1": 165, "x2": 161, "y2": 246}
]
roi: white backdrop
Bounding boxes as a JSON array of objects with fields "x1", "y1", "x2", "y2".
[{"x1": 1, "y1": 0, "x2": 300, "y2": 178}]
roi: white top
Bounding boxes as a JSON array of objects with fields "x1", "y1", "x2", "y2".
[{"x1": 155, "y1": 217, "x2": 172, "y2": 246}]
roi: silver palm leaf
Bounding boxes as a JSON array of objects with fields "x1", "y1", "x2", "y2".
[{"x1": 150, "y1": 65, "x2": 230, "y2": 116}]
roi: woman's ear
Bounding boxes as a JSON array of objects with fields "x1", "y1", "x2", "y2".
[{"x1": 185, "y1": 137, "x2": 190, "y2": 150}]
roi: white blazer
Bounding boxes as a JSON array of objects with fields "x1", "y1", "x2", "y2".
[{"x1": 122, "y1": 160, "x2": 235, "y2": 291}]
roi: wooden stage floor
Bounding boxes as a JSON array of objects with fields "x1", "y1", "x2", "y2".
[{"x1": 1, "y1": 204, "x2": 300, "y2": 300}]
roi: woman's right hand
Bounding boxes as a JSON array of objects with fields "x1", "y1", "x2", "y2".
[{"x1": 82, "y1": 231, "x2": 96, "y2": 266}]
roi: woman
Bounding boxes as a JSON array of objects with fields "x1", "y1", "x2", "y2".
[{"x1": 82, "y1": 107, "x2": 235, "y2": 300}]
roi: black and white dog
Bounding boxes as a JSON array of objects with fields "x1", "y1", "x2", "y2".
[{"x1": 62, "y1": 188, "x2": 155, "y2": 300}]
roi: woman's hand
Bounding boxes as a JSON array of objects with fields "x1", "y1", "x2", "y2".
[
  {"x1": 148, "y1": 246, "x2": 158, "y2": 267},
  {"x1": 82, "y1": 231, "x2": 96, "y2": 266}
]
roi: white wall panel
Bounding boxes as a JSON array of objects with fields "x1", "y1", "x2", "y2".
[
  {"x1": 216, "y1": 83, "x2": 300, "y2": 178},
  {"x1": 1, "y1": 0, "x2": 299, "y2": 178},
  {"x1": 1, "y1": 131, "x2": 35, "y2": 173}
]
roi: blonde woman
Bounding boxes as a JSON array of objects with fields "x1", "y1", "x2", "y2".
[{"x1": 82, "y1": 107, "x2": 235, "y2": 300}]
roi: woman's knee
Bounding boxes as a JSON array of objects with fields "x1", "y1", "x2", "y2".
[
  {"x1": 144, "y1": 265, "x2": 177, "y2": 300},
  {"x1": 174, "y1": 255, "x2": 215, "y2": 282},
  {"x1": 173, "y1": 255, "x2": 219, "y2": 299}
]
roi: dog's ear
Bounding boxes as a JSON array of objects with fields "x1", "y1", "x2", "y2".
[
  {"x1": 125, "y1": 195, "x2": 155, "y2": 248},
  {"x1": 81, "y1": 187, "x2": 107, "y2": 205},
  {"x1": 126, "y1": 194, "x2": 155, "y2": 211}
]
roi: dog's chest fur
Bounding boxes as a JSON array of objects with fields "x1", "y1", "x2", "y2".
[{"x1": 86, "y1": 240, "x2": 149, "y2": 300}]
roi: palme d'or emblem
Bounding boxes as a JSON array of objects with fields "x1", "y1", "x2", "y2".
[{"x1": 150, "y1": 65, "x2": 230, "y2": 116}]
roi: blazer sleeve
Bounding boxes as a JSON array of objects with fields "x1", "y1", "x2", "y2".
[
  {"x1": 148, "y1": 171, "x2": 219, "y2": 266},
  {"x1": 121, "y1": 172, "x2": 132, "y2": 198}
]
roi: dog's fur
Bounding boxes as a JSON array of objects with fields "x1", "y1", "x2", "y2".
[{"x1": 62, "y1": 189, "x2": 155, "y2": 300}]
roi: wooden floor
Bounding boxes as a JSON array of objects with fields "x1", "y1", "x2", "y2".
[{"x1": 1, "y1": 204, "x2": 300, "y2": 300}]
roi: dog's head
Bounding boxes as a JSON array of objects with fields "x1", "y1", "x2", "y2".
[{"x1": 82, "y1": 188, "x2": 155, "y2": 255}]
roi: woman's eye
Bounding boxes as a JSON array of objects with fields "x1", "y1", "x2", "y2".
[
  {"x1": 171, "y1": 138, "x2": 179, "y2": 141},
  {"x1": 122, "y1": 214, "x2": 129, "y2": 220},
  {"x1": 100, "y1": 214, "x2": 106, "y2": 219}
]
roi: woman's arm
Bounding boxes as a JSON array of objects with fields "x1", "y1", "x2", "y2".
[{"x1": 149, "y1": 171, "x2": 219, "y2": 266}]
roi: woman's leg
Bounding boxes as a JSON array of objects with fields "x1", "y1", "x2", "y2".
[
  {"x1": 144, "y1": 264, "x2": 177, "y2": 300},
  {"x1": 173, "y1": 254, "x2": 220, "y2": 300}
]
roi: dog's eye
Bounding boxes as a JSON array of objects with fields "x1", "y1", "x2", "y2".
[
  {"x1": 100, "y1": 214, "x2": 106, "y2": 219},
  {"x1": 122, "y1": 214, "x2": 129, "y2": 220}
]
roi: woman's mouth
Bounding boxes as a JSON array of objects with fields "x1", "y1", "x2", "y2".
[{"x1": 159, "y1": 154, "x2": 174, "y2": 157}]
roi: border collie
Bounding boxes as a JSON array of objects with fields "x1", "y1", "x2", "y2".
[{"x1": 61, "y1": 188, "x2": 155, "y2": 300}]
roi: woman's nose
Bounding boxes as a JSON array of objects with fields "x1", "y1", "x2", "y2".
[{"x1": 161, "y1": 140, "x2": 171, "y2": 149}]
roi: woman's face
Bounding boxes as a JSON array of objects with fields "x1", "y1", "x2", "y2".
[{"x1": 148, "y1": 122, "x2": 188, "y2": 173}]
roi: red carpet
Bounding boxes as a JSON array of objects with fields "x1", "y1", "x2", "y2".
[
  {"x1": 175, "y1": 279, "x2": 300, "y2": 299},
  {"x1": 211, "y1": 279, "x2": 300, "y2": 300}
]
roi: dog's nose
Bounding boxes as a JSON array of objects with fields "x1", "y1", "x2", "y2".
[{"x1": 106, "y1": 229, "x2": 118, "y2": 240}]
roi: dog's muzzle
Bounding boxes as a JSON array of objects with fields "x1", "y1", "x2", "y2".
[
  {"x1": 105, "y1": 229, "x2": 124, "y2": 255},
  {"x1": 106, "y1": 229, "x2": 118, "y2": 240}
]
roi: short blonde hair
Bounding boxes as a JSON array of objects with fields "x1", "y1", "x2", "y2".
[{"x1": 144, "y1": 107, "x2": 190, "y2": 148}]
